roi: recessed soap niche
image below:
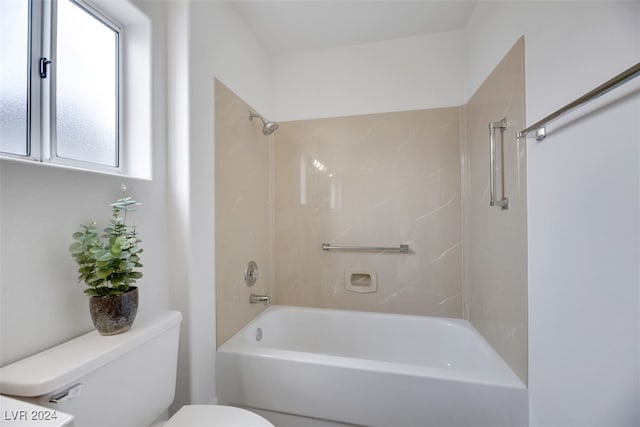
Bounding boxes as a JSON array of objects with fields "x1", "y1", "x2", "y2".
[{"x1": 345, "y1": 269, "x2": 377, "y2": 293}]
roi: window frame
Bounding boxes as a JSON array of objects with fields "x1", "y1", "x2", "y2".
[{"x1": 2, "y1": 0, "x2": 124, "y2": 173}]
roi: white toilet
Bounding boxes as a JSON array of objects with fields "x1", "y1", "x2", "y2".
[{"x1": 0, "y1": 311, "x2": 273, "y2": 427}]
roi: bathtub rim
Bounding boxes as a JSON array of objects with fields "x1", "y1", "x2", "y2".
[{"x1": 218, "y1": 305, "x2": 526, "y2": 390}]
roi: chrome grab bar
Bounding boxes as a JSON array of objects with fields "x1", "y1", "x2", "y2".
[
  {"x1": 489, "y1": 118, "x2": 509, "y2": 210},
  {"x1": 322, "y1": 243, "x2": 409, "y2": 253}
]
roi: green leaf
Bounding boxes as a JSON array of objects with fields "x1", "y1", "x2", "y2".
[
  {"x1": 97, "y1": 251, "x2": 113, "y2": 262},
  {"x1": 110, "y1": 276, "x2": 124, "y2": 285},
  {"x1": 86, "y1": 275, "x2": 102, "y2": 284},
  {"x1": 96, "y1": 268, "x2": 113, "y2": 279},
  {"x1": 90, "y1": 247, "x2": 105, "y2": 256}
]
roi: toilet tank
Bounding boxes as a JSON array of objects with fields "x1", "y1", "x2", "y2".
[{"x1": 0, "y1": 310, "x2": 182, "y2": 427}]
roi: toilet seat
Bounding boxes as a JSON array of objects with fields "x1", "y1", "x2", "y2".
[{"x1": 164, "y1": 405, "x2": 274, "y2": 427}]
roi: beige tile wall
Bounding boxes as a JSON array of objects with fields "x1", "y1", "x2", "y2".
[
  {"x1": 274, "y1": 108, "x2": 463, "y2": 317},
  {"x1": 462, "y1": 37, "x2": 528, "y2": 383},
  {"x1": 215, "y1": 80, "x2": 274, "y2": 347}
]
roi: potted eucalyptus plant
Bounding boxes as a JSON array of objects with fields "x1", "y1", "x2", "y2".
[{"x1": 69, "y1": 195, "x2": 143, "y2": 335}]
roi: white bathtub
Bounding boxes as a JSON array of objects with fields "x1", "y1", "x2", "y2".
[{"x1": 216, "y1": 306, "x2": 528, "y2": 427}]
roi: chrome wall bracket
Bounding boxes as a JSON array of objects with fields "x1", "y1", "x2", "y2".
[{"x1": 517, "y1": 126, "x2": 546, "y2": 141}]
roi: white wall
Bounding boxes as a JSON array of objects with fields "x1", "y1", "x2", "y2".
[
  {"x1": 165, "y1": 0, "x2": 272, "y2": 410},
  {"x1": 464, "y1": 2, "x2": 640, "y2": 425},
  {"x1": 272, "y1": 31, "x2": 464, "y2": 121},
  {"x1": 0, "y1": 0, "x2": 271, "y2": 414},
  {"x1": 0, "y1": 0, "x2": 169, "y2": 364}
]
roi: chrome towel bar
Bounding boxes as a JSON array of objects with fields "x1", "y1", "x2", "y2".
[
  {"x1": 322, "y1": 243, "x2": 409, "y2": 253},
  {"x1": 518, "y1": 62, "x2": 640, "y2": 141}
]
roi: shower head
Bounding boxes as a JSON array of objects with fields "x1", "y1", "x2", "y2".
[
  {"x1": 249, "y1": 112, "x2": 279, "y2": 135},
  {"x1": 262, "y1": 120, "x2": 279, "y2": 136}
]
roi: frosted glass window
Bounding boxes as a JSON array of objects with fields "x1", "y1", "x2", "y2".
[
  {"x1": 55, "y1": 0, "x2": 119, "y2": 167},
  {"x1": 0, "y1": 0, "x2": 29, "y2": 156}
]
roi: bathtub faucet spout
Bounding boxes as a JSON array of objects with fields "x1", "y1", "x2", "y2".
[{"x1": 249, "y1": 294, "x2": 271, "y2": 305}]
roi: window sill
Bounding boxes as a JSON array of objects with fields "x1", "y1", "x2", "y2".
[{"x1": 0, "y1": 155, "x2": 151, "y2": 182}]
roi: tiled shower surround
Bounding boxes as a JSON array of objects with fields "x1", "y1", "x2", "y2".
[
  {"x1": 215, "y1": 39, "x2": 526, "y2": 384},
  {"x1": 274, "y1": 108, "x2": 462, "y2": 318},
  {"x1": 463, "y1": 38, "x2": 527, "y2": 383},
  {"x1": 215, "y1": 80, "x2": 275, "y2": 346}
]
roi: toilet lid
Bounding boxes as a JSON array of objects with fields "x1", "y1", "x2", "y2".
[{"x1": 164, "y1": 405, "x2": 274, "y2": 427}]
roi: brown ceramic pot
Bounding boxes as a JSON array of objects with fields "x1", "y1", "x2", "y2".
[{"x1": 89, "y1": 286, "x2": 139, "y2": 336}]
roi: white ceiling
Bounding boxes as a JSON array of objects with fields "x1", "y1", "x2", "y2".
[{"x1": 231, "y1": 1, "x2": 477, "y2": 56}]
